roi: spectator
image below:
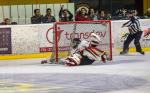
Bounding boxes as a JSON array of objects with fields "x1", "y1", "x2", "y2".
[
  {"x1": 31, "y1": 9, "x2": 43, "y2": 24},
  {"x1": 75, "y1": 7, "x2": 91, "y2": 21},
  {"x1": 59, "y1": 5, "x2": 73, "y2": 22},
  {"x1": 147, "y1": 8, "x2": 150, "y2": 18},
  {"x1": 106, "y1": 13, "x2": 112, "y2": 20},
  {"x1": 132, "y1": 10, "x2": 138, "y2": 16},
  {"x1": 2, "y1": 18, "x2": 11, "y2": 25},
  {"x1": 144, "y1": 8, "x2": 150, "y2": 18},
  {"x1": 97, "y1": 10, "x2": 107, "y2": 20},
  {"x1": 121, "y1": 9, "x2": 129, "y2": 19},
  {"x1": 42, "y1": 8, "x2": 56, "y2": 23},
  {"x1": 88, "y1": 8, "x2": 97, "y2": 20},
  {"x1": 0, "y1": 18, "x2": 17, "y2": 25},
  {"x1": 123, "y1": 11, "x2": 131, "y2": 20}
]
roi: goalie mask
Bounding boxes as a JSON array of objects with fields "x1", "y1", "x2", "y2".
[
  {"x1": 72, "y1": 38, "x2": 81, "y2": 49},
  {"x1": 90, "y1": 33, "x2": 101, "y2": 47}
]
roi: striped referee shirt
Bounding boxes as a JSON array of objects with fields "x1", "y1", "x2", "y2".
[{"x1": 122, "y1": 16, "x2": 142, "y2": 34}]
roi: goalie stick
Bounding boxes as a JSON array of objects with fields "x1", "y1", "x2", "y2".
[{"x1": 69, "y1": 23, "x2": 77, "y2": 54}]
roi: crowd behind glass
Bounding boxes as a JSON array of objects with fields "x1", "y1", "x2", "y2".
[{"x1": 0, "y1": 5, "x2": 150, "y2": 25}]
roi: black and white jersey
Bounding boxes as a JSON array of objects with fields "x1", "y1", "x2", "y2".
[{"x1": 123, "y1": 16, "x2": 142, "y2": 34}]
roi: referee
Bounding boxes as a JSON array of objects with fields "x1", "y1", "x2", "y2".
[{"x1": 120, "y1": 10, "x2": 145, "y2": 55}]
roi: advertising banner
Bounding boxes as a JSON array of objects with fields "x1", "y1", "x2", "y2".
[
  {"x1": 11, "y1": 25, "x2": 39, "y2": 54},
  {"x1": 38, "y1": 24, "x2": 54, "y2": 52},
  {"x1": 0, "y1": 19, "x2": 150, "y2": 55},
  {"x1": 0, "y1": 28, "x2": 12, "y2": 54}
]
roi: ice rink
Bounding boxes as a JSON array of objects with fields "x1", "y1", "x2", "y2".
[{"x1": 0, "y1": 53, "x2": 150, "y2": 93}]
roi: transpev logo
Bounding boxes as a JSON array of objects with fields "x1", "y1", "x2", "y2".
[
  {"x1": 46, "y1": 27, "x2": 64, "y2": 44},
  {"x1": 46, "y1": 27, "x2": 106, "y2": 44},
  {"x1": 144, "y1": 28, "x2": 150, "y2": 38}
]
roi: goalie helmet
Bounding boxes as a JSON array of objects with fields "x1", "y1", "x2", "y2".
[
  {"x1": 90, "y1": 33, "x2": 101, "y2": 46},
  {"x1": 72, "y1": 38, "x2": 81, "y2": 49}
]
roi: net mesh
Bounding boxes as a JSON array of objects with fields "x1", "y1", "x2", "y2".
[{"x1": 51, "y1": 21, "x2": 112, "y2": 63}]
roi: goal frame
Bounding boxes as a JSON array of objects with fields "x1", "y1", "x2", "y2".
[{"x1": 54, "y1": 20, "x2": 112, "y2": 63}]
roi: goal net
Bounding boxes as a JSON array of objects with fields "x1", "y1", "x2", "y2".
[{"x1": 51, "y1": 20, "x2": 112, "y2": 63}]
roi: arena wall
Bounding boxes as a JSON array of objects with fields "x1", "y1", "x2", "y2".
[{"x1": 0, "y1": 19, "x2": 150, "y2": 60}]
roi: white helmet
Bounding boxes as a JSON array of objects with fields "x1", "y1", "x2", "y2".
[{"x1": 90, "y1": 33, "x2": 101, "y2": 46}]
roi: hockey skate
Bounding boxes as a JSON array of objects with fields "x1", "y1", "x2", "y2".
[
  {"x1": 137, "y1": 51, "x2": 145, "y2": 55},
  {"x1": 41, "y1": 60, "x2": 48, "y2": 64},
  {"x1": 120, "y1": 51, "x2": 128, "y2": 55}
]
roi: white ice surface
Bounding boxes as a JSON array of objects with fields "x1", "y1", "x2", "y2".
[{"x1": 0, "y1": 52, "x2": 150, "y2": 93}]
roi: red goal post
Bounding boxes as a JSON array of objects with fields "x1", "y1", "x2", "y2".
[{"x1": 52, "y1": 20, "x2": 112, "y2": 63}]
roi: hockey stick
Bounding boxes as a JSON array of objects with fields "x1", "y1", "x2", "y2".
[
  {"x1": 69, "y1": 23, "x2": 77, "y2": 55},
  {"x1": 71, "y1": 23, "x2": 77, "y2": 43}
]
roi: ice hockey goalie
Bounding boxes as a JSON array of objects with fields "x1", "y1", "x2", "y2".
[{"x1": 62, "y1": 33, "x2": 107, "y2": 66}]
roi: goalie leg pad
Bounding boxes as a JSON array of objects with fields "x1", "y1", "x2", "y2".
[{"x1": 64, "y1": 54, "x2": 82, "y2": 66}]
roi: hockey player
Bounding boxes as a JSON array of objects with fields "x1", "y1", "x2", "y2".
[{"x1": 62, "y1": 33, "x2": 107, "y2": 66}]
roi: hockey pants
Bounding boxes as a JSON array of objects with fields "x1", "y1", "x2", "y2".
[{"x1": 122, "y1": 31, "x2": 143, "y2": 53}]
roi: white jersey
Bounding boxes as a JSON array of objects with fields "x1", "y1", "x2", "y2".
[
  {"x1": 70, "y1": 40, "x2": 89, "y2": 56},
  {"x1": 63, "y1": 34, "x2": 106, "y2": 66},
  {"x1": 70, "y1": 39, "x2": 104, "y2": 61}
]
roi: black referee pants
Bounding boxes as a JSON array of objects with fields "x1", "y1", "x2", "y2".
[{"x1": 122, "y1": 31, "x2": 143, "y2": 53}]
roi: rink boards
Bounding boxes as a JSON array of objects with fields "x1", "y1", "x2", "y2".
[{"x1": 0, "y1": 19, "x2": 150, "y2": 60}]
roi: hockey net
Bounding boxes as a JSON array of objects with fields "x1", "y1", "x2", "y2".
[{"x1": 51, "y1": 20, "x2": 112, "y2": 63}]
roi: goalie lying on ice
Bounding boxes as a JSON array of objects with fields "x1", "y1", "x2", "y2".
[{"x1": 62, "y1": 33, "x2": 107, "y2": 66}]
